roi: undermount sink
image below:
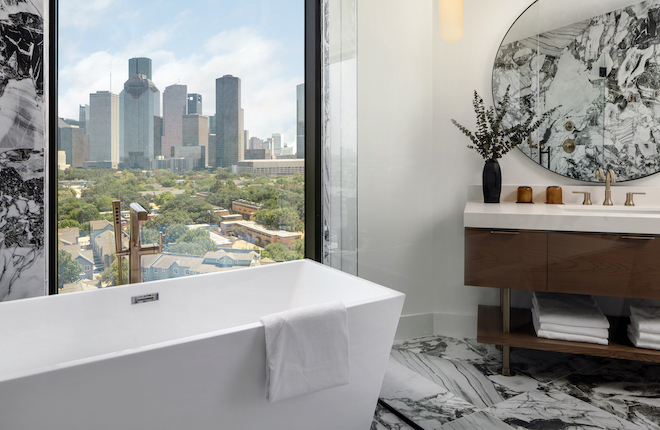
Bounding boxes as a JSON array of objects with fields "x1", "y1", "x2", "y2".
[{"x1": 560, "y1": 205, "x2": 660, "y2": 215}]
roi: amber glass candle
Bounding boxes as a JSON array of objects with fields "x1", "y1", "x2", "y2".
[
  {"x1": 546, "y1": 186, "x2": 562, "y2": 204},
  {"x1": 517, "y1": 186, "x2": 533, "y2": 203}
]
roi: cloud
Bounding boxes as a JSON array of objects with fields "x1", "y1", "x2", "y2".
[
  {"x1": 59, "y1": 0, "x2": 123, "y2": 30},
  {"x1": 58, "y1": 51, "x2": 121, "y2": 114},
  {"x1": 59, "y1": 26, "x2": 303, "y2": 145}
]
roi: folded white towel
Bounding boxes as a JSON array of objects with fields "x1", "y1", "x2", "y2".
[
  {"x1": 260, "y1": 301, "x2": 350, "y2": 403},
  {"x1": 628, "y1": 325, "x2": 660, "y2": 351},
  {"x1": 629, "y1": 322, "x2": 660, "y2": 344},
  {"x1": 630, "y1": 306, "x2": 660, "y2": 333},
  {"x1": 532, "y1": 308, "x2": 609, "y2": 339},
  {"x1": 532, "y1": 292, "x2": 609, "y2": 329},
  {"x1": 532, "y1": 314, "x2": 608, "y2": 345}
]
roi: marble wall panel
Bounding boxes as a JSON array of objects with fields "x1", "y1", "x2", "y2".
[{"x1": 0, "y1": 0, "x2": 46, "y2": 301}]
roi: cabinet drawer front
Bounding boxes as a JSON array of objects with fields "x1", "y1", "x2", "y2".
[
  {"x1": 465, "y1": 229, "x2": 547, "y2": 290},
  {"x1": 548, "y1": 232, "x2": 660, "y2": 299}
]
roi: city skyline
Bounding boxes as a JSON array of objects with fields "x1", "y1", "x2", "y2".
[
  {"x1": 67, "y1": 58, "x2": 301, "y2": 171},
  {"x1": 62, "y1": 57, "x2": 303, "y2": 154},
  {"x1": 58, "y1": 0, "x2": 304, "y2": 146}
]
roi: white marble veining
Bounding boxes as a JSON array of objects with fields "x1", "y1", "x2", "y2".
[
  {"x1": 464, "y1": 185, "x2": 660, "y2": 234},
  {"x1": 390, "y1": 349, "x2": 515, "y2": 409},
  {"x1": 439, "y1": 411, "x2": 515, "y2": 430},
  {"x1": 0, "y1": 149, "x2": 44, "y2": 301},
  {"x1": 485, "y1": 388, "x2": 646, "y2": 430},
  {"x1": 0, "y1": 0, "x2": 44, "y2": 150},
  {"x1": 0, "y1": 0, "x2": 46, "y2": 302},
  {"x1": 380, "y1": 359, "x2": 478, "y2": 429},
  {"x1": 546, "y1": 360, "x2": 660, "y2": 429},
  {"x1": 372, "y1": 403, "x2": 416, "y2": 430},
  {"x1": 375, "y1": 335, "x2": 660, "y2": 430}
]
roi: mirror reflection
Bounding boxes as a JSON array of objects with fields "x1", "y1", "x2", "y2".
[{"x1": 493, "y1": 0, "x2": 660, "y2": 181}]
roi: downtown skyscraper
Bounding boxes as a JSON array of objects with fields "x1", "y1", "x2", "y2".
[
  {"x1": 214, "y1": 75, "x2": 244, "y2": 168},
  {"x1": 162, "y1": 84, "x2": 188, "y2": 157},
  {"x1": 120, "y1": 57, "x2": 160, "y2": 169},
  {"x1": 272, "y1": 132, "x2": 282, "y2": 156},
  {"x1": 128, "y1": 57, "x2": 152, "y2": 79},
  {"x1": 88, "y1": 91, "x2": 119, "y2": 168},
  {"x1": 188, "y1": 93, "x2": 202, "y2": 114}
]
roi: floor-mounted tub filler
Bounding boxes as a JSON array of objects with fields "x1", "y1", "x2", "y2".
[{"x1": 0, "y1": 259, "x2": 404, "y2": 430}]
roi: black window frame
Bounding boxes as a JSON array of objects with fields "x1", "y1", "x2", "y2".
[{"x1": 48, "y1": 0, "x2": 322, "y2": 294}]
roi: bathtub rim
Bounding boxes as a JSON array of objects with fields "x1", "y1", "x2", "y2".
[
  {"x1": 0, "y1": 259, "x2": 405, "y2": 383},
  {"x1": 2, "y1": 259, "x2": 396, "y2": 303}
]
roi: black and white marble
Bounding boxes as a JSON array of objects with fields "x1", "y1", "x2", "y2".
[
  {"x1": 379, "y1": 359, "x2": 478, "y2": 429},
  {"x1": 372, "y1": 403, "x2": 416, "y2": 430},
  {"x1": 545, "y1": 360, "x2": 660, "y2": 429},
  {"x1": 0, "y1": 149, "x2": 45, "y2": 301},
  {"x1": 0, "y1": 0, "x2": 45, "y2": 150},
  {"x1": 0, "y1": 0, "x2": 46, "y2": 302},
  {"x1": 494, "y1": 0, "x2": 660, "y2": 181},
  {"x1": 485, "y1": 388, "x2": 646, "y2": 430},
  {"x1": 375, "y1": 335, "x2": 658, "y2": 430},
  {"x1": 390, "y1": 349, "x2": 519, "y2": 409},
  {"x1": 439, "y1": 411, "x2": 515, "y2": 430},
  {"x1": 391, "y1": 335, "x2": 609, "y2": 394}
]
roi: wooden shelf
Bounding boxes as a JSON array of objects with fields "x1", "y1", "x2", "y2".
[{"x1": 477, "y1": 305, "x2": 660, "y2": 363}]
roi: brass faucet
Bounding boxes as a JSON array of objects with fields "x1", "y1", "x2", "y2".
[
  {"x1": 112, "y1": 201, "x2": 162, "y2": 284},
  {"x1": 595, "y1": 168, "x2": 616, "y2": 205}
]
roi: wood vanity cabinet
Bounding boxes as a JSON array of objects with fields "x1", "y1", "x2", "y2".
[
  {"x1": 465, "y1": 227, "x2": 660, "y2": 363},
  {"x1": 464, "y1": 229, "x2": 547, "y2": 291},
  {"x1": 548, "y1": 232, "x2": 660, "y2": 300}
]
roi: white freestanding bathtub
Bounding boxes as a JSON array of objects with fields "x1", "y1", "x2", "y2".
[{"x1": 0, "y1": 259, "x2": 404, "y2": 430}]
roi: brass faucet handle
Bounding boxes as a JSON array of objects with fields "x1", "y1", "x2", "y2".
[
  {"x1": 573, "y1": 191, "x2": 592, "y2": 205},
  {"x1": 608, "y1": 169, "x2": 616, "y2": 184},
  {"x1": 625, "y1": 192, "x2": 646, "y2": 206}
]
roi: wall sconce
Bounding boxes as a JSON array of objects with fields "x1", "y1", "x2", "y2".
[{"x1": 439, "y1": 0, "x2": 464, "y2": 43}]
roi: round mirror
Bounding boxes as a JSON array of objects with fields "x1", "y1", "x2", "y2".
[{"x1": 493, "y1": 0, "x2": 660, "y2": 182}]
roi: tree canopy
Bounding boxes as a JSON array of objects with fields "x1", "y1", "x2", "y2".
[
  {"x1": 58, "y1": 250, "x2": 80, "y2": 288},
  {"x1": 58, "y1": 168, "x2": 305, "y2": 266}
]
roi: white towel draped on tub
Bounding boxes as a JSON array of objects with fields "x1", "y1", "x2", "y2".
[{"x1": 260, "y1": 301, "x2": 350, "y2": 403}]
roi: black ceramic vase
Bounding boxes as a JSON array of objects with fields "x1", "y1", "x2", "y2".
[{"x1": 482, "y1": 159, "x2": 501, "y2": 203}]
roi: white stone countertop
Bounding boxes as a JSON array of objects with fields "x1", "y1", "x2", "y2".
[{"x1": 464, "y1": 185, "x2": 660, "y2": 235}]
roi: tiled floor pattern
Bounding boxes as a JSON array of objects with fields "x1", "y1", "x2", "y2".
[{"x1": 371, "y1": 335, "x2": 660, "y2": 430}]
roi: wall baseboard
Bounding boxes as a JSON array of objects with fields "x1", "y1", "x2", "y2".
[
  {"x1": 394, "y1": 312, "x2": 478, "y2": 341},
  {"x1": 433, "y1": 312, "x2": 478, "y2": 340},
  {"x1": 394, "y1": 313, "x2": 434, "y2": 341}
]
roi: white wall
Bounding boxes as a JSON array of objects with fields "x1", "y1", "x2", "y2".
[
  {"x1": 357, "y1": 0, "x2": 435, "y2": 318},
  {"x1": 358, "y1": 0, "x2": 660, "y2": 339}
]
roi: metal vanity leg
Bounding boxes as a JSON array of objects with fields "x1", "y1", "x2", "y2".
[
  {"x1": 502, "y1": 346, "x2": 511, "y2": 376},
  {"x1": 501, "y1": 288, "x2": 512, "y2": 376}
]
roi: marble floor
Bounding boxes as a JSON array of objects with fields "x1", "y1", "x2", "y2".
[{"x1": 371, "y1": 335, "x2": 660, "y2": 430}]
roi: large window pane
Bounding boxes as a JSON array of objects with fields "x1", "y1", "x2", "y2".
[{"x1": 57, "y1": 0, "x2": 305, "y2": 292}]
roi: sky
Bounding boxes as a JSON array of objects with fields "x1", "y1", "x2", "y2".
[{"x1": 58, "y1": 0, "x2": 304, "y2": 146}]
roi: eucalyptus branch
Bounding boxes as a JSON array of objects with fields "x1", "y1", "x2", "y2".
[{"x1": 452, "y1": 86, "x2": 559, "y2": 161}]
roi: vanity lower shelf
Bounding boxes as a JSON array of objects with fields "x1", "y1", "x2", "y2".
[{"x1": 477, "y1": 305, "x2": 660, "y2": 363}]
